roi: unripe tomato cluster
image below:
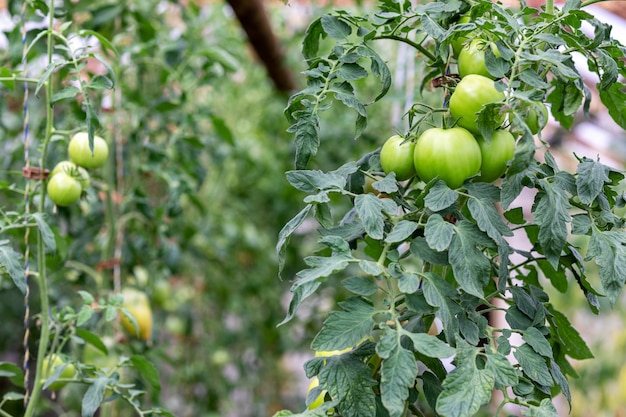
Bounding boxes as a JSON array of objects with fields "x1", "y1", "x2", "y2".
[
  {"x1": 379, "y1": 123, "x2": 516, "y2": 189},
  {"x1": 47, "y1": 132, "x2": 109, "y2": 207},
  {"x1": 377, "y1": 17, "x2": 551, "y2": 189}
]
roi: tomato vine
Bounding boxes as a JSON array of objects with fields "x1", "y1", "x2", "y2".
[{"x1": 277, "y1": 1, "x2": 626, "y2": 416}]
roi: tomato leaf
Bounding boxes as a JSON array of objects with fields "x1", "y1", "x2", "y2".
[
  {"x1": 598, "y1": 83, "x2": 626, "y2": 130},
  {"x1": 355, "y1": 193, "x2": 397, "y2": 240},
  {"x1": 358, "y1": 45, "x2": 392, "y2": 102},
  {"x1": 422, "y1": 273, "x2": 462, "y2": 340},
  {"x1": 302, "y1": 18, "x2": 325, "y2": 59},
  {"x1": 587, "y1": 229, "x2": 626, "y2": 305},
  {"x1": 0, "y1": 242, "x2": 25, "y2": 293},
  {"x1": 549, "y1": 359, "x2": 572, "y2": 409},
  {"x1": 546, "y1": 306, "x2": 593, "y2": 360},
  {"x1": 51, "y1": 86, "x2": 80, "y2": 105},
  {"x1": 319, "y1": 354, "x2": 376, "y2": 417},
  {"x1": 424, "y1": 181, "x2": 458, "y2": 212},
  {"x1": 321, "y1": 15, "x2": 351, "y2": 39},
  {"x1": 449, "y1": 221, "x2": 492, "y2": 298},
  {"x1": 436, "y1": 339, "x2": 495, "y2": 417},
  {"x1": 425, "y1": 214, "x2": 454, "y2": 252},
  {"x1": 386, "y1": 220, "x2": 418, "y2": 244},
  {"x1": 286, "y1": 170, "x2": 346, "y2": 193},
  {"x1": 279, "y1": 281, "x2": 321, "y2": 326},
  {"x1": 76, "y1": 305, "x2": 95, "y2": 327},
  {"x1": 485, "y1": 352, "x2": 519, "y2": 388},
  {"x1": 466, "y1": 182, "x2": 513, "y2": 243},
  {"x1": 376, "y1": 330, "x2": 418, "y2": 417},
  {"x1": 130, "y1": 355, "x2": 161, "y2": 393},
  {"x1": 533, "y1": 179, "x2": 571, "y2": 269},
  {"x1": 410, "y1": 237, "x2": 449, "y2": 265},
  {"x1": 342, "y1": 276, "x2": 379, "y2": 296},
  {"x1": 277, "y1": 204, "x2": 313, "y2": 278},
  {"x1": 402, "y1": 331, "x2": 455, "y2": 359},
  {"x1": 291, "y1": 110, "x2": 320, "y2": 170},
  {"x1": 75, "y1": 329, "x2": 109, "y2": 356},
  {"x1": 82, "y1": 376, "x2": 109, "y2": 417},
  {"x1": 0, "y1": 362, "x2": 24, "y2": 387},
  {"x1": 567, "y1": 156, "x2": 606, "y2": 202},
  {"x1": 312, "y1": 297, "x2": 375, "y2": 351},
  {"x1": 523, "y1": 327, "x2": 553, "y2": 358},
  {"x1": 514, "y1": 344, "x2": 553, "y2": 387}
]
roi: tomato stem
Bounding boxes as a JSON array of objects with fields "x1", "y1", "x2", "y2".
[
  {"x1": 372, "y1": 35, "x2": 437, "y2": 62},
  {"x1": 23, "y1": 2, "x2": 55, "y2": 416}
]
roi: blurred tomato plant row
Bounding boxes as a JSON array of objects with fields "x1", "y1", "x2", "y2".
[{"x1": 0, "y1": 0, "x2": 385, "y2": 416}]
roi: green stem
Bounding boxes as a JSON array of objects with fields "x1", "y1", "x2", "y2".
[
  {"x1": 372, "y1": 35, "x2": 437, "y2": 62},
  {"x1": 581, "y1": 0, "x2": 606, "y2": 6},
  {"x1": 545, "y1": 0, "x2": 554, "y2": 15},
  {"x1": 0, "y1": 407, "x2": 14, "y2": 417},
  {"x1": 23, "y1": 2, "x2": 55, "y2": 416},
  {"x1": 0, "y1": 77, "x2": 39, "y2": 84}
]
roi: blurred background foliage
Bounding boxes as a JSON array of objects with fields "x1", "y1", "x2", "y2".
[{"x1": 0, "y1": 0, "x2": 624, "y2": 416}]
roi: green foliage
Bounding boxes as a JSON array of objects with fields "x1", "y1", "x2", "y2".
[
  {"x1": 278, "y1": 1, "x2": 626, "y2": 416},
  {"x1": 1, "y1": 1, "x2": 348, "y2": 416}
]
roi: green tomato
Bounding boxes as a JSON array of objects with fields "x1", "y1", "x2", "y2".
[
  {"x1": 47, "y1": 172, "x2": 82, "y2": 207},
  {"x1": 476, "y1": 130, "x2": 516, "y2": 182},
  {"x1": 451, "y1": 15, "x2": 471, "y2": 57},
  {"x1": 380, "y1": 135, "x2": 416, "y2": 181},
  {"x1": 68, "y1": 132, "x2": 109, "y2": 169},
  {"x1": 42, "y1": 355, "x2": 76, "y2": 391},
  {"x1": 458, "y1": 39, "x2": 500, "y2": 79},
  {"x1": 449, "y1": 74, "x2": 505, "y2": 134},
  {"x1": 51, "y1": 161, "x2": 90, "y2": 189},
  {"x1": 414, "y1": 127, "x2": 482, "y2": 189},
  {"x1": 120, "y1": 288, "x2": 153, "y2": 341},
  {"x1": 526, "y1": 102, "x2": 549, "y2": 134}
]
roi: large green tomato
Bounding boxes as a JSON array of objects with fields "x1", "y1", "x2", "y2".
[
  {"x1": 526, "y1": 102, "x2": 549, "y2": 134},
  {"x1": 380, "y1": 135, "x2": 416, "y2": 181},
  {"x1": 476, "y1": 130, "x2": 516, "y2": 182},
  {"x1": 42, "y1": 355, "x2": 76, "y2": 391},
  {"x1": 51, "y1": 161, "x2": 90, "y2": 189},
  {"x1": 449, "y1": 74, "x2": 505, "y2": 134},
  {"x1": 47, "y1": 172, "x2": 82, "y2": 206},
  {"x1": 68, "y1": 132, "x2": 109, "y2": 169},
  {"x1": 414, "y1": 127, "x2": 482, "y2": 189},
  {"x1": 458, "y1": 39, "x2": 500, "y2": 79}
]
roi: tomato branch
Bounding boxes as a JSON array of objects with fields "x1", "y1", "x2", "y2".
[{"x1": 372, "y1": 35, "x2": 437, "y2": 62}]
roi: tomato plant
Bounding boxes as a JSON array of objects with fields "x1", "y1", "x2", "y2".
[
  {"x1": 47, "y1": 172, "x2": 83, "y2": 207},
  {"x1": 475, "y1": 129, "x2": 516, "y2": 183},
  {"x1": 380, "y1": 135, "x2": 416, "y2": 181},
  {"x1": 279, "y1": 1, "x2": 626, "y2": 417},
  {"x1": 68, "y1": 132, "x2": 109, "y2": 169},
  {"x1": 413, "y1": 127, "x2": 482, "y2": 189},
  {"x1": 449, "y1": 74, "x2": 505, "y2": 135}
]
